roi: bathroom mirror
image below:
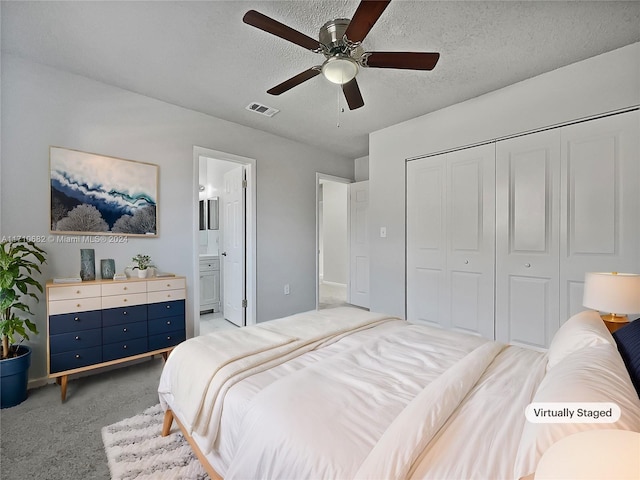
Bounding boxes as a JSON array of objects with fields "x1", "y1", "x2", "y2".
[{"x1": 207, "y1": 197, "x2": 219, "y2": 230}]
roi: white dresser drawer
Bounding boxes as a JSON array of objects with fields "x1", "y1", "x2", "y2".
[
  {"x1": 148, "y1": 289, "x2": 186, "y2": 304},
  {"x1": 101, "y1": 281, "x2": 147, "y2": 297},
  {"x1": 147, "y1": 278, "x2": 186, "y2": 292},
  {"x1": 47, "y1": 284, "x2": 102, "y2": 301},
  {"x1": 48, "y1": 296, "x2": 102, "y2": 315},
  {"x1": 101, "y1": 292, "x2": 148, "y2": 309}
]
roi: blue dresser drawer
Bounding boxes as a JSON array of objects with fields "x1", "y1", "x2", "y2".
[
  {"x1": 148, "y1": 330, "x2": 186, "y2": 351},
  {"x1": 148, "y1": 300, "x2": 185, "y2": 320},
  {"x1": 49, "y1": 310, "x2": 101, "y2": 335},
  {"x1": 102, "y1": 305, "x2": 147, "y2": 327},
  {"x1": 102, "y1": 337, "x2": 148, "y2": 362},
  {"x1": 50, "y1": 328, "x2": 102, "y2": 354},
  {"x1": 50, "y1": 346, "x2": 102, "y2": 374},
  {"x1": 103, "y1": 321, "x2": 147, "y2": 344},
  {"x1": 148, "y1": 315, "x2": 185, "y2": 335}
]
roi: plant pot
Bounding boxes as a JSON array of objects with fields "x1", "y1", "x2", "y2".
[
  {"x1": 137, "y1": 268, "x2": 148, "y2": 278},
  {"x1": 0, "y1": 345, "x2": 32, "y2": 409}
]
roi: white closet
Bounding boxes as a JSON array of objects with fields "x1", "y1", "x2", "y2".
[{"x1": 407, "y1": 109, "x2": 639, "y2": 347}]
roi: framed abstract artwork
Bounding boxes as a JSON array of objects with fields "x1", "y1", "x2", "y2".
[{"x1": 50, "y1": 147, "x2": 159, "y2": 236}]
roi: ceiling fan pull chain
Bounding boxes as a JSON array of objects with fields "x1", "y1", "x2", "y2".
[{"x1": 336, "y1": 85, "x2": 341, "y2": 128}]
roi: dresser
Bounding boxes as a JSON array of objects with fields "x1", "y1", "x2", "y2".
[{"x1": 46, "y1": 276, "x2": 186, "y2": 401}]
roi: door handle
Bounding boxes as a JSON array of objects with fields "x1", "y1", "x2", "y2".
[{"x1": 221, "y1": 252, "x2": 227, "y2": 256}]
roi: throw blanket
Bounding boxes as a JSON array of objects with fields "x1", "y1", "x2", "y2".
[
  {"x1": 223, "y1": 325, "x2": 501, "y2": 479},
  {"x1": 158, "y1": 307, "x2": 400, "y2": 453}
]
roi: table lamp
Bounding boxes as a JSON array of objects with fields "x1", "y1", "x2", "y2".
[{"x1": 582, "y1": 272, "x2": 640, "y2": 333}]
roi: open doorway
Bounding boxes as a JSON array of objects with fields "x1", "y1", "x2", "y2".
[
  {"x1": 316, "y1": 174, "x2": 351, "y2": 309},
  {"x1": 193, "y1": 147, "x2": 256, "y2": 335}
]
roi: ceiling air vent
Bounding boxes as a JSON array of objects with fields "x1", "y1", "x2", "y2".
[{"x1": 246, "y1": 102, "x2": 279, "y2": 117}]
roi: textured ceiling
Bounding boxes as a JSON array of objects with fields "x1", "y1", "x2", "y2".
[{"x1": 2, "y1": 1, "x2": 639, "y2": 159}]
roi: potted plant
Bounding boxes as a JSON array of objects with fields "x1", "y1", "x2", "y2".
[
  {"x1": 0, "y1": 238, "x2": 47, "y2": 408},
  {"x1": 131, "y1": 254, "x2": 153, "y2": 278}
]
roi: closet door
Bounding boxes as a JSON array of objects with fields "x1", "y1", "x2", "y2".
[
  {"x1": 407, "y1": 144, "x2": 495, "y2": 338},
  {"x1": 495, "y1": 130, "x2": 560, "y2": 348},
  {"x1": 446, "y1": 145, "x2": 495, "y2": 338},
  {"x1": 407, "y1": 155, "x2": 448, "y2": 328},
  {"x1": 560, "y1": 110, "x2": 640, "y2": 321}
]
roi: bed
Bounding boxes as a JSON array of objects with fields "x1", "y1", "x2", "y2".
[{"x1": 157, "y1": 306, "x2": 640, "y2": 479}]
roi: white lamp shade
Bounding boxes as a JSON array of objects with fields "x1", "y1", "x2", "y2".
[
  {"x1": 322, "y1": 56, "x2": 358, "y2": 84},
  {"x1": 583, "y1": 272, "x2": 640, "y2": 314}
]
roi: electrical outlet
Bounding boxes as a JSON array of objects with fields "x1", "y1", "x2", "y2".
[{"x1": 284, "y1": 284, "x2": 290, "y2": 295}]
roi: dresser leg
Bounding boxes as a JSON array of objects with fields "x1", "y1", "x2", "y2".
[
  {"x1": 161, "y1": 348, "x2": 173, "y2": 361},
  {"x1": 59, "y1": 375, "x2": 68, "y2": 402}
]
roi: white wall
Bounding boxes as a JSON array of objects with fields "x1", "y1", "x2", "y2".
[
  {"x1": 322, "y1": 182, "x2": 348, "y2": 285},
  {"x1": 1, "y1": 54, "x2": 353, "y2": 382},
  {"x1": 354, "y1": 155, "x2": 369, "y2": 181},
  {"x1": 369, "y1": 42, "x2": 640, "y2": 317}
]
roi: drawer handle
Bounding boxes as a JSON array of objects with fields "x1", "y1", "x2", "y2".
[
  {"x1": 166, "y1": 336, "x2": 171, "y2": 340},
  {"x1": 166, "y1": 305, "x2": 171, "y2": 309},
  {"x1": 167, "y1": 294, "x2": 171, "y2": 298},
  {"x1": 123, "y1": 286, "x2": 128, "y2": 290},
  {"x1": 76, "y1": 303, "x2": 81, "y2": 308},
  {"x1": 123, "y1": 328, "x2": 128, "y2": 332},
  {"x1": 166, "y1": 321, "x2": 171, "y2": 325},
  {"x1": 75, "y1": 354, "x2": 81, "y2": 359},
  {"x1": 166, "y1": 283, "x2": 171, "y2": 287},
  {"x1": 75, "y1": 336, "x2": 80, "y2": 341},
  {"x1": 123, "y1": 311, "x2": 127, "y2": 315},
  {"x1": 123, "y1": 345, "x2": 127, "y2": 349},
  {"x1": 123, "y1": 298, "x2": 128, "y2": 303},
  {"x1": 76, "y1": 290, "x2": 81, "y2": 294},
  {"x1": 74, "y1": 317, "x2": 80, "y2": 322},
  {"x1": 524, "y1": 263, "x2": 531, "y2": 268}
]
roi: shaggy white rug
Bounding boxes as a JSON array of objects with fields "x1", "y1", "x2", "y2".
[{"x1": 101, "y1": 404, "x2": 209, "y2": 480}]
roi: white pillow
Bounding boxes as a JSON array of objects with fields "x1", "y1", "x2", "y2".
[
  {"x1": 513, "y1": 343, "x2": 640, "y2": 479},
  {"x1": 547, "y1": 310, "x2": 614, "y2": 370}
]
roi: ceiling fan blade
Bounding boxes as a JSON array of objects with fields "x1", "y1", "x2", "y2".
[
  {"x1": 364, "y1": 52, "x2": 440, "y2": 70},
  {"x1": 243, "y1": 10, "x2": 321, "y2": 51},
  {"x1": 344, "y1": 1, "x2": 391, "y2": 43},
  {"x1": 342, "y1": 78, "x2": 365, "y2": 110},
  {"x1": 267, "y1": 68, "x2": 321, "y2": 96}
]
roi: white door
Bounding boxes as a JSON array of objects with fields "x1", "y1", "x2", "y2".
[
  {"x1": 407, "y1": 144, "x2": 495, "y2": 339},
  {"x1": 495, "y1": 129, "x2": 561, "y2": 348},
  {"x1": 349, "y1": 181, "x2": 369, "y2": 308},
  {"x1": 407, "y1": 156, "x2": 447, "y2": 328},
  {"x1": 222, "y1": 166, "x2": 246, "y2": 326},
  {"x1": 445, "y1": 145, "x2": 495, "y2": 339},
  {"x1": 560, "y1": 110, "x2": 640, "y2": 321}
]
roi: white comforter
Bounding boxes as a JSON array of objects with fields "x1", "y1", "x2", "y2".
[{"x1": 159, "y1": 307, "x2": 546, "y2": 479}]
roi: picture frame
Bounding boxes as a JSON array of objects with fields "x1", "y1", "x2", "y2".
[{"x1": 50, "y1": 147, "x2": 159, "y2": 236}]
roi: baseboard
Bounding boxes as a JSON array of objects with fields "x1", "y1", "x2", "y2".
[
  {"x1": 28, "y1": 376, "x2": 51, "y2": 389},
  {"x1": 320, "y1": 280, "x2": 347, "y2": 288}
]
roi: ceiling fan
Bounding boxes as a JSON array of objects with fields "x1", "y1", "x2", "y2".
[{"x1": 242, "y1": 0, "x2": 440, "y2": 110}]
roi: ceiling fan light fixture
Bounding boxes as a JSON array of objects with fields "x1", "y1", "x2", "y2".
[{"x1": 322, "y1": 55, "x2": 358, "y2": 84}]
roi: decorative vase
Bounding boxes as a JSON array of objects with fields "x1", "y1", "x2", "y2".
[
  {"x1": 100, "y1": 259, "x2": 116, "y2": 279},
  {"x1": 80, "y1": 249, "x2": 96, "y2": 281},
  {"x1": 137, "y1": 268, "x2": 149, "y2": 278},
  {"x1": 0, "y1": 345, "x2": 32, "y2": 409}
]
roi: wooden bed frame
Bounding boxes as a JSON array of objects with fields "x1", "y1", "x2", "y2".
[{"x1": 162, "y1": 408, "x2": 223, "y2": 480}]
